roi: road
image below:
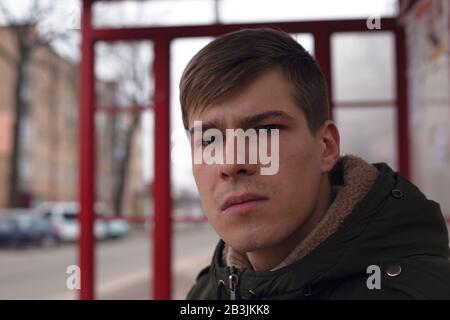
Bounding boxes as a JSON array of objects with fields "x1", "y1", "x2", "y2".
[{"x1": 0, "y1": 222, "x2": 219, "y2": 300}]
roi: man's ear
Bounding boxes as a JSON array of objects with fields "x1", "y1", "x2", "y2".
[{"x1": 318, "y1": 120, "x2": 340, "y2": 173}]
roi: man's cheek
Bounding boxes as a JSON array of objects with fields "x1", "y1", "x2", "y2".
[
  {"x1": 196, "y1": 184, "x2": 215, "y2": 214},
  {"x1": 193, "y1": 167, "x2": 208, "y2": 192}
]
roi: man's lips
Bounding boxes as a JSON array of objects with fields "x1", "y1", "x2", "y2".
[{"x1": 220, "y1": 193, "x2": 269, "y2": 212}]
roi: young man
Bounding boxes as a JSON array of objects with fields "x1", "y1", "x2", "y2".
[{"x1": 179, "y1": 28, "x2": 450, "y2": 299}]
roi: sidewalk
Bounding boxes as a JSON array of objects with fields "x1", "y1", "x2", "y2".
[{"x1": 99, "y1": 222, "x2": 218, "y2": 300}]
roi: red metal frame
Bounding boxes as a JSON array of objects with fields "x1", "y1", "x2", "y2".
[
  {"x1": 395, "y1": 26, "x2": 411, "y2": 179},
  {"x1": 79, "y1": 0, "x2": 409, "y2": 300},
  {"x1": 96, "y1": 105, "x2": 151, "y2": 113},
  {"x1": 314, "y1": 30, "x2": 333, "y2": 119},
  {"x1": 152, "y1": 35, "x2": 172, "y2": 299},
  {"x1": 79, "y1": 0, "x2": 95, "y2": 300}
]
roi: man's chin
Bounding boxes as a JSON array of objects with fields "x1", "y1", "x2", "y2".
[{"x1": 225, "y1": 236, "x2": 276, "y2": 254}]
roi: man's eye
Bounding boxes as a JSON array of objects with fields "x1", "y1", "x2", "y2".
[
  {"x1": 256, "y1": 125, "x2": 282, "y2": 132},
  {"x1": 202, "y1": 135, "x2": 217, "y2": 146}
]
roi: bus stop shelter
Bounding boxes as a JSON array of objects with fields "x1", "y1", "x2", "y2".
[{"x1": 78, "y1": 0, "x2": 410, "y2": 299}]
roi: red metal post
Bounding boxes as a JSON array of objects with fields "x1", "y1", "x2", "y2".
[
  {"x1": 153, "y1": 36, "x2": 172, "y2": 299},
  {"x1": 78, "y1": 0, "x2": 96, "y2": 300},
  {"x1": 91, "y1": 19, "x2": 398, "y2": 42},
  {"x1": 395, "y1": 26, "x2": 411, "y2": 179},
  {"x1": 314, "y1": 31, "x2": 334, "y2": 120}
]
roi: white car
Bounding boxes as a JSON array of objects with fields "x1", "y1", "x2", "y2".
[
  {"x1": 36, "y1": 202, "x2": 109, "y2": 242},
  {"x1": 107, "y1": 218, "x2": 130, "y2": 239}
]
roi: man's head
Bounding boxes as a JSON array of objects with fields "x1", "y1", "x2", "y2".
[
  {"x1": 180, "y1": 28, "x2": 340, "y2": 263},
  {"x1": 180, "y1": 28, "x2": 329, "y2": 133}
]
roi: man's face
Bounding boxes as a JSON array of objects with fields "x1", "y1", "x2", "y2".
[{"x1": 188, "y1": 67, "x2": 328, "y2": 253}]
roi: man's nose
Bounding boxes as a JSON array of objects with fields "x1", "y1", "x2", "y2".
[
  {"x1": 218, "y1": 138, "x2": 258, "y2": 180},
  {"x1": 218, "y1": 161, "x2": 258, "y2": 180}
]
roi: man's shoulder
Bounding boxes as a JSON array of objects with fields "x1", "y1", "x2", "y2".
[
  {"x1": 329, "y1": 255, "x2": 450, "y2": 300},
  {"x1": 390, "y1": 255, "x2": 450, "y2": 299},
  {"x1": 186, "y1": 265, "x2": 216, "y2": 300},
  {"x1": 194, "y1": 265, "x2": 211, "y2": 283}
]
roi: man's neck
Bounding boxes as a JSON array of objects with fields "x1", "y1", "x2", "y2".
[{"x1": 246, "y1": 174, "x2": 333, "y2": 271}]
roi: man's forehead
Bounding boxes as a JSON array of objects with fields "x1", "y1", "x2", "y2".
[{"x1": 187, "y1": 67, "x2": 298, "y2": 127}]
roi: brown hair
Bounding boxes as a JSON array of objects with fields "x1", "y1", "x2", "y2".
[{"x1": 179, "y1": 28, "x2": 330, "y2": 134}]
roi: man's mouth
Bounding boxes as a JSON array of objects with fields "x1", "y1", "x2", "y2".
[{"x1": 220, "y1": 193, "x2": 269, "y2": 214}]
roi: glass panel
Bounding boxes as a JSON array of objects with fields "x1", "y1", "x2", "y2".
[
  {"x1": 221, "y1": 0, "x2": 398, "y2": 23},
  {"x1": 93, "y1": 0, "x2": 398, "y2": 28},
  {"x1": 331, "y1": 32, "x2": 396, "y2": 103},
  {"x1": 93, "y1": 0, "x2": 216, "y2": 28},
  {"x1": 170, "y1": 37, "x2": 213, "y2": 205},
  {"x1": 94, "y1": 41, "x2": 153, "y2": 299},
  {"x1": 292, "y1": 33, "x2": 314, "y2": 56},
  {"x1": 171, "y1": 37, "x2": 219, "y2": 299},
  {"x1": 334, "y1": 106, "x2": 397, "y2": 171}
]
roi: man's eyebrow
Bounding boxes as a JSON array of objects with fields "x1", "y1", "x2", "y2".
[
  {"x1": 241, "y1": 110, "x2": 295, "y2": 128},
  {"x1": 188, "y1": 121, "x2": 218, "y2": 135},
  {"x1": 188, "y1": 110, "x2": 295, "y2": 135}
]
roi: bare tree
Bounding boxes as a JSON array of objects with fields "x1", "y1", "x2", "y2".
[
  {"x1": 0, "y1": 0, "x2": 76, "y2": 207},
  {"x1": 96, "y1": 41, "x2": 152, "y2": 216}
]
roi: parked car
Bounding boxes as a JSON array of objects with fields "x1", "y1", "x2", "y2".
[
  {"x1": 106, "y1": 218, "x2": 130, "y2": 239},
  {"x1": 35, "y1": 202, "x2": 109, "y2": 242},
  {"x1": 0, "y1": 215, "x2": 14, "y2": 245},
  {"x1": 0, "y1": 209, "x2": 57, "y2": 248}
]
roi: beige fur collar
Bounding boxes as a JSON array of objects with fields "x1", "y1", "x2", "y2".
[{"x1": 222, "y1": 154, "x2": 379, "y2": 271}]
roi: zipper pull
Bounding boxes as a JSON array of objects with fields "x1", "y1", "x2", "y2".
[{"x1": 228, "y1": 266, "x2": 239, "y2": 300}]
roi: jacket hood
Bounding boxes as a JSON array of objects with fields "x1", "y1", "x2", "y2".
[{"x1": 208, "y1": 156, "x2": 450, "y2": 299}]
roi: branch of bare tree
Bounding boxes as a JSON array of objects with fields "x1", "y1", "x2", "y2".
[
  {"x1": 31, "y1": 30, "x2": 77, "y2": 48},
  {"x1": 0, "y1": 1, "x2": 15, "y2": 25}
]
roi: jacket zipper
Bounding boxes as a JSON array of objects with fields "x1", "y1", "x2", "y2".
[{"x1": 228, "y1": 266, "x2": 239, "y2": 300}]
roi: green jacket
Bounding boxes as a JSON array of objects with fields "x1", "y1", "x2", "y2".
[{"x1": 187, "y1": 162, "x2": 450, "y2": 299}]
